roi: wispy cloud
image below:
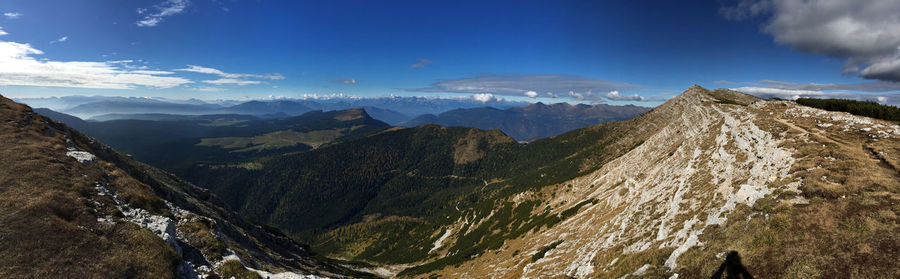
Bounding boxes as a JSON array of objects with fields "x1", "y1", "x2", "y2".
[
  {"x1": 175, "y1": 65, "x2": 283, "y2": 87},
  {"x1": 50, "y1": 36, "x2": 68, "y2": 44},
  {"x1": 0, "y1": 27, "x2": 6, "y2": 36},
  {"x1": 175, "y1": 65, "x2": 284, "y2": 80},
  {"x1": 726, "y1": 79, "x2": 900, "y2": 93},
  {"x1": 330, "y1": 78, "x2": 357, "y2": 84},
  {"x1": 407, "y1": 74, "x2": 649, "y2": 102},
  {"x1": 733, "y1": 86, "x2": 900, "y2": 105},
  {"x1": 0, "y1": 41, "x2": 191, "y2": 89},
  {"x1": 3, "y1": 12, "x2": 21, "y2": 19},
  {"x1": 408, "y1": 58, "x2": 432, "y2": 69},
  {"x1": 722, "y1": 0, "x2": 900, "y2": 82},
  {"x1": 192, "y1": 86, "x2": 224, "y2": 92},
  {"x1": 203, "y1": 78, "x2": 261, "y2": 86},
  {"x1": 136, "y1": 0, "x2": 189, "y2": 27},
  {"x1": 726, "y1": 79, "x2": 900, "y2": 105}
]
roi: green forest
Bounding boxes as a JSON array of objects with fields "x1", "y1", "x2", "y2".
[
  {"x1": 177, "y1": 122, "x2": 640, "y2": 273},
  {"x1": 796, "y1": 98, "x2": 900, "y2": 122}
]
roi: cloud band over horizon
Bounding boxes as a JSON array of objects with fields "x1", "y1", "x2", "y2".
[{"x1": 405, "y1": 74, "x2": 653, "y2": 102}]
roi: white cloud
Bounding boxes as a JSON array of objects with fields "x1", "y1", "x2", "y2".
[
  {"x1": 739, "y1": 79, "x2": 900, "y2": 92},
  {"x1": 175, "y1": 65, "x2": 282, "y2": 86},
  {"x1": 408, "y1": 74, "x2": 641, "y2": 102},
  {"x1": 203, "y1": 78, "x2": 262, "y2": 85},
  {"x1": 409, "y1": 58, "x2": 433, "y2": 69},
  {"x1": 175, "y1": 65, "x2": 283, "y2": 80},
  {"x1": 0, "y1": 41, "x2": 191, "y2": 89},
  {"x1": 724, "y1": 0, "x2": 900, "y2": 81},
  {"x1": 471, "y1": 93, "x2": 503, "y2": 103},
  {"x1": 524, "y1": 90, "x2": 538, "y2": 98},
  {"x1": 0, "y1": 27, "x2": 6, "y2": 36},
  {"x1": 3, "y1": 12, "x2": 22, "y2": 19},
  {"x1": 603, "y1": 90, "x2": 647, "y2": 101},
  {"x1": 733, "y1": 86, "x2": 823, "y2": 97},
  {"x1": 731, "y1": 86, "x2": 900, "y2": 105},
  {"x1": 50, "y1": 36, "x2": 68, "y2": 44},
  {"x1": 546, "y1": 92, "x2": 559, "y2": 98},
  {"x1": 567, "y1": 90, "x2": 584, "y2": 100},
  {"x1": 136, "y1": 0, "x2": 189, "y2": 27}
]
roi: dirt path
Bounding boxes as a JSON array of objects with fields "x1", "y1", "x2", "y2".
[{"x1": 774, "y1": 118, "x2": 841, "y2": 145}]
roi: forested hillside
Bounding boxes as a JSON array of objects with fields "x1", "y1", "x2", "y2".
[
  {"x1": 37, "y1": 108, "x2": 391, "y2": 170},
  {"x1": 179, "y1": 100, "x2": 662, "y2": 273},
  {"x1": 403, "y1": 102, "x2": 650, "y2": 140},
  {"x1": 796, "y1": 98, "x2": 900, "y2": 122}
]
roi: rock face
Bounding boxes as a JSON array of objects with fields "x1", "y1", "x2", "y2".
[
  {"x1": 421, "y1": 86, "x2": 900, "y2": 278},
  {"x1": 65, "y1": 150, "x2": 98, "y2": 164}
]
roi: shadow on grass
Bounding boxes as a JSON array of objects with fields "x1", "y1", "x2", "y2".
[{"x1": 711, "y1": 251, "x2": 753, "y2": 279}]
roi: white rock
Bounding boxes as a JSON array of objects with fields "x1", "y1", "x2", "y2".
[{"x1": 66, "y1": 150, "x2": 97, "y2": 164}]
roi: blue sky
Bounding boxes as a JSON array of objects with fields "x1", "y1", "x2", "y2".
[{"x1": 1, "y1": 0, "x2": 899, "y2": 106}]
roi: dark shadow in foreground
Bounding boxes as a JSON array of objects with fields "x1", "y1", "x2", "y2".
[{"x1": 711, "y1": 251, "x2": 753, "y2": 279}]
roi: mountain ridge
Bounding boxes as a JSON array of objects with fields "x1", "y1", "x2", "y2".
[
  {"x1": 179, "y1": 86, "x2": 900, "y2": 278},
  {"x1": 426, "y1": 85, "x2": 900, "y2": 278},
  {"x1": 403, "y1": 102, "x2": 650, "y2": 140},
  {"x1": 0, "y1": 95, "x2": 368, "y2": 278}
]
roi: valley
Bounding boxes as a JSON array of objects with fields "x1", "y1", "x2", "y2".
[
  {"x1": 4, "y1": 1, "x2": 900, "y2": 278},
  {"x1": 0, "y1": 95, "x2": 368, "y2": 278},
  {"x1": 21, "y1": 86, "x2": 900, "y2": 278},
  {"x1": 5, "y1": 85, "x2": 900, "y2": 278}
]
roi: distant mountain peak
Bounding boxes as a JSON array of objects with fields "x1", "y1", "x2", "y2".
[
  {"x1": 332, "y1": 108, "x2": 369, "y2": 121},
  {"x1": 406, "y1": 102, "x2": 651, "y2": 140}
]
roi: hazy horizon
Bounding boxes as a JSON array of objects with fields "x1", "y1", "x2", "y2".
[{"x1": 1, "y1": 0, "x2": 899, "y2": 106}]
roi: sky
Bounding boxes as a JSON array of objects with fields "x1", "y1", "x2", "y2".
[{"x1": 1, "y1": 0, "x2": 899, "y2": 106}]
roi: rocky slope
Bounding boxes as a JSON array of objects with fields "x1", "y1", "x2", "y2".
[
  {"x1": 0, "y1": 95, "x2": 367, "y2": 278},
  {"x1": 417, "y1": 86, "x2": 900, "y2": 278}
]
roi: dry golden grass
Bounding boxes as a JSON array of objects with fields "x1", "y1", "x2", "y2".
[
  {"x1": 0, "y1": 95, "x2": 366, "y2": 278},
  {"x1": 0, "y1": 97, "x2": 180, "y2": 278},
  {"x1": 178, "y1": 214, "x2": 227, "y2": 260},
  {"x1": 218, "y1": 260, "x2": 262, "y2": 279},
  {"x1": 670, "y1": 102, "x2": 900, "y2": 278}
]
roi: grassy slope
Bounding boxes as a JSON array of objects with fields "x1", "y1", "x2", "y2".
[
  {"x1": 0, "y1": 97, "x2": 180, "y2": 277},
  {"x1": 0, "y1": 95, "x2": 365, "y2": 278},
  {"x1": 675, "y1": 100, "x2": 900, "y2": 278}
]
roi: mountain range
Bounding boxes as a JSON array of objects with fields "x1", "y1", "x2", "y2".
[
  {"x1": 15, "y1": 95, "x2": 534, "y2": 125},
  {"x1": 0, "y1": 94, "x2": 368, "y2": 278},
  {"x1": 5, "y1": 86, "x2": 899, "y2": 278},
  {"x1": 403, "y1": 102, "x2": 651, "y2": 140},
  {"x1": 34, "y1": 108, "x2": 391, "y2": 171},
  {"x1": 168, "y1": 86, "x2": 900, "y2": 277}
]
